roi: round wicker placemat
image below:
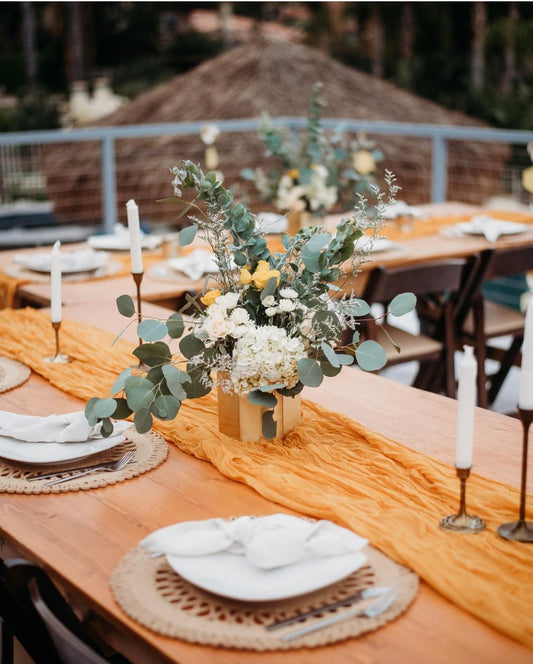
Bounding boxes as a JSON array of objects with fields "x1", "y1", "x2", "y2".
[
  {"x1": 0, "y1": 430, "x2": 168, "y2": 494},
  {"x1": 0, "y1": 357, "x2": 31, "y2": 393},
  {"x1": 111, "y1": 545, "x2": 418, "y2": 650},
  {"x1": 3, "y1": 260, "x2": 123, "y2": 283}
]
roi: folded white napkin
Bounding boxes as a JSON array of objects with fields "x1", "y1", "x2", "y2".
[
  {"x1": 140, "y1": 514, "x2": 368, "y2": 570},
  {"x1": 458, "y1": 215, "x2": 527, "y2": 243},
  {"x1": 383, "y1": 201, "x2": 425, "y2": 220},
  {"x1": 13, "y1": 248, "x2": 107, "y2": 273},
  {"x1": 168, "y1": 249, "x2": 219, "y2": 281},
  {"x1": 0, "y1": 410, "x2": 131, "y2": 443},
  {"x1": 88, "y1": 224, "x2": 161, "y2": 250},
  {"x1": 256, "y1": 211, "x2": 288, "y2": 234}
]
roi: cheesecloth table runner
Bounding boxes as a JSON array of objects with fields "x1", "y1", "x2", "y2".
[{"x1": 0, "y1": 307, "x2": 531, "y2": 649}]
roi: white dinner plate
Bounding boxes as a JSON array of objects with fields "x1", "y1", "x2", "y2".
[
  {"x1": 166, "y1": 549, "x2": 367, "y2": 602},
  {"x1": 358, "y1": 237, "x2": 395, "y2": 253},
  {"x1": 87, "y1": 234, "x2": 162, "y2": 251},
  {"x1": 0, "y1": 433, "x2": 126, "y2": 465},
  {"x1": 456, "y1": 220, "x2": 528, "y2": 237},
  {"x1": 13, "y1": 252, "x2": 108, "y2": 274}
]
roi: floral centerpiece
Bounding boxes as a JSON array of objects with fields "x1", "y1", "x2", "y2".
[
  {"x1": 241, "y1": 82, "x2": 385, "y2": 221},
  {"x1": 86, "y1": 161, "x2": 414, "y2": 441}
]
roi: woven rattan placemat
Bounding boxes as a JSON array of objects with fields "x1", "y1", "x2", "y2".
[
  {"x1": 0, "y1": 357, "x2": 31, "y2": 393},
  {"x1": 111, "y1": 544, "x2": 418, "y2": 650},
  {"x1": 0, "y1": 430, "x2": 167, "y2": 494}
]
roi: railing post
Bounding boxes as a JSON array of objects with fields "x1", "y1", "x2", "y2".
[
  {"x1": 431, "y1": 134, "x2": 447, "y2": 203},
  {"x1": 101, "y1": 134, "x2": 117, "y2": 233}
]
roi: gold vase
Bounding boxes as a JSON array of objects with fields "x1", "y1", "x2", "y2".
[{"x1": 217, "y1": 383, "x2": 301, "y2": 442}]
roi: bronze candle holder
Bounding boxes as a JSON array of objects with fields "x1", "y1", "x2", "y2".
[
  {"x1": 131, "y1": 271, "x2": 149, "y2": 371},
  {"x1": 44, "y1": 321, "x2": 70, "y2": 364},
  {"x1": 498, "y1": 408, "x2": 533, "y2": 543},
  {"x1": 440, "y1": 467, "x2": 486, "y2": 534}
]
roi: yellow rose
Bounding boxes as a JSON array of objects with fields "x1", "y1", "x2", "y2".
[
  {"x1": 287, "y1": 168, "x2": 300, "y2": 181},
  {"x1": 200, "y1": 289, "x2": 221, "y2": 307},
  {"x1": 252, "y1": 261, "x2": 280, "y2": 290},
  {"x1": 239, "y1": 268, "x2": 253, "y2": 285},
  {"x1": 353, "y1": 150, "x2": 376, "y2": 175}
]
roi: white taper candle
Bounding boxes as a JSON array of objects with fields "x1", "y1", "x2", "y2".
[
  {"x1": 50, "y1": 240, "x2": 62, "y2": 323},
  {"x1": 519, "y1": 294, "x2": 533, "y2": 409},
  {"x1": 456, "y1": 345, "x2": 477, "y2": 469},
  {"x1": 126, "y1": 199, "x2": 143, "y2": 274}
]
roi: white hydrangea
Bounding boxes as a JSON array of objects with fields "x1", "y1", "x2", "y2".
[
  {"x1": 262, "y1": 295, "x2": 276, "y2": 307},
  {"x1": 279, "y1": 287, "x2": 298, "y2": 299},
  {"x1": 231, "y1": 326, "x2": 307, "y2": 392},
  {"x1": 279, "y1": 299, "x2": 296, "y2": 312}
]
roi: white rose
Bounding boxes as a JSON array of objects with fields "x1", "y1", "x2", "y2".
[
  {"x1": 217, "y1": 292, "x2": 240, "y2": 311},
  {"x1": 204, "y1": 313, "x2": 234, "y2": 340}
]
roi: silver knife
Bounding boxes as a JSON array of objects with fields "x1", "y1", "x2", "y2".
[
  {"x1": 267, "y1": 586, "x2": 393, "y2": 631},
  {"x1": 280, "y1": 587, "x2": 397, "y2": 642},
  {"x1": 26, "y1": 459, "x2": 134, "y2": 482}
]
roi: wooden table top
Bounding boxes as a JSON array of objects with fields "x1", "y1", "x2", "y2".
[
  {"x1": 5, "y1": 201, "x2": 533, "y2": 312},
  {"x1": 1, "y1": 298, "x2": 532, "y2": 664}
]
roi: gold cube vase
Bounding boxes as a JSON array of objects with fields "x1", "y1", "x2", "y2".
[{"x1": 217, "y1": 384, "x2": 301, "y2": 443}]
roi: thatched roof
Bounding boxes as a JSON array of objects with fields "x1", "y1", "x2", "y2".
[{"x1": 44, "y1": 37, "x2": 509, "y2": 224}]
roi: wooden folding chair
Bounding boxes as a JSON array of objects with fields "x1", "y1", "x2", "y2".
[
  {"x1": 354, "y1": 256, "x2": 483, "y2": 398},
  {"x1": 0, "y1": 558, "x2": 131, "y2": 664},
  {"x1": 460, "y1": 246, "x2": 533, "y2": 408}
]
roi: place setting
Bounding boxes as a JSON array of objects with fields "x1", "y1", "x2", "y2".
[
  {"x1": 87, "y1": 219, "x2": 163, "y2": 252},
  {"x1": 0, "y1": 409, "x2": 168, "y2": 494},
  {"x1": 440, "y1": 214, "x2": 532, "y2": 243},
  {"x1": 147, "y1": 248, "x2": 219, "y2": 283},
  {"x1": 4, "y1": 245, "x2": 122, "y2": 283},
  {"x1": 111, "y1": 513, "x2": 418, "y2": 650}
]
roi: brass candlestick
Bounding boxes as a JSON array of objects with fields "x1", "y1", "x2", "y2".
[
  {"x1": 132, "y1": 271, "x2": 144, "y2": 346},
  {"x1": 440, "y1": 467, "x2": 486, "y2": 533},
  {"x1": 44, "y1": 321, "x2": 70, "y2": 364},
  {"x1": 498, "y1": 408, "x2": 533, "y2": 543}
]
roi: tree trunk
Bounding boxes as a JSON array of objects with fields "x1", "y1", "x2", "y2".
[
  {"x1": 368, "y1": 5, "x2": 384, "y2": 78},
  {"x1": 399, "y1": 2, "x2": 415, "y2": 87},
  {"x1": 21, "y1": 1, "x2": 37, "y2": 97},
  {"x1": 501, "y1": 2, "x2": 518, "y2": 95},
  {"x1": 69, "y1": 1, "x2": 84, "y2": 83},
  {"x1": 470, "y1": 1, "x2": 486, "y2": 91}
]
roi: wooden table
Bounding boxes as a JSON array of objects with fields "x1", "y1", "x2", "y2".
[
  {"x1": 1, "y1": 299, "x2": 532, "y2": 664},
  {"x1": 5, "y1": 202, "x2": 533, "y2": 312}
]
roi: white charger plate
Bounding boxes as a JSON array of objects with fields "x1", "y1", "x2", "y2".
[
  {"x1": 87, "y1": 234, "x2": 162, "y2": 251},
  {"x1": 0, "y1": 433, "x2": 125, "y2": 465},
  {"x1": 166, "y1": 549, "x2": 367, "y2": 602},
  {"x1": 457, "y1": 220, "x2": 528, "y2": 236},
  {"x1": 358, "y1": 237, "x2": 395, "y2": 253}
]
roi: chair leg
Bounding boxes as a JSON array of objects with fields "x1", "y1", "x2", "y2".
[
  {"x1": 0, "y1": 619, "x2": 14, "y2": 664},
  {"x1": 487, "y1": 336, "x2": 523, "y2": 405}
]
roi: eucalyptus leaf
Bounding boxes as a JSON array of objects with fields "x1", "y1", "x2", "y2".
[
  {"x1": 116, "y1": 294, "x2": 135, "y2": 318},
  {"x1": 134, "y1": 409, "x2": 153, "y2": 434},
  {"x1": 352, "y1": 299, "x2": 371, "y2": 317},
  {"x1": 259, "y1": 276, "x2": 279, "y2": 301},
  {"x1": 126, "y1": 387, "x2": 155, "y2": 411},
  {"x1": 179, "y1": 224, "x2": 198, "y2": 246},
  {"x1": 100, "y1": 418, "x2": 114, "y2": 437},
  {"x1": 162, "y1": 364, "x2": 188, "y2": 400},
  {"x1": 153, "y1": 394, "x2": 181, "y2": 420},
  {"x1": 355, "y1": 340, "x2": 387, "y2": 371},
  {"x1": 93, "y1": 398, "x2": 117, "y2": 419},
  {"x1": 320, "y1": 341, "x2": 340, "y2": 368},
  {"x1": 297, "y1": 358, "x2": 324, "y2": 387},
  {"x1": 179, "y1": 334, "x2": 205, "y2": 359},
  {"x1": 247, "y1": 390, "x2": 277, "y2": 408},
  {"x1": 336, "y1": 354, "x2": 355, "y2": 366},
  {"x1": 262, "y1": 410, "x2": 277, "y2": 440},
  {"x1": 125, "y1": 375, "x2": 154, "y2": 391},
  {"x1": 389, "y1": 292, "x2": 417, "y2": 317},
  {"x1": 111, "y1": 368, "x2": 133, "y2": 395},
  {"x1": 352, "y1": 330, "x2": 360, "y2": 344},
  {"x1": 166, "y1": 313, "x2": 185, "y2": 339},
  {"x1": 133, "y1": 341, "x2": 172, "y2": 366},
  {"x1": 84, "y1": 397, "x2": 99, "y2": 426},
  {"x1": 137, "y1": 319, "x2": 168, "y2": 342},
  {"x1": 320, "y1": 361, "x2": 342, "y2": 377},
  {"x1": 113, "y1": 397, "x2": 133, "y2": 419}
]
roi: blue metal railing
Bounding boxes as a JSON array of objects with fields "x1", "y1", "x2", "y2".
[{"x1": 1, "y1": 118, "x2": 533, "y2": 233}]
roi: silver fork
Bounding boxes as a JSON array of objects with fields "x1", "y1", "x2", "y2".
[
  {"x1": 280, "y1": 587, "x2": 397, "y2": 642},
  {"x1": 44, "y1": 450, "x2": 136, "y2": 487}
]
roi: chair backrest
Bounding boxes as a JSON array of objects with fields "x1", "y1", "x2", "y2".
[
  {"x1": 0, "y1": 559, "x2": 110, "y2": 664},
  {"x1": 484, "y1": 245, "x2": 533, "y2": 280}
]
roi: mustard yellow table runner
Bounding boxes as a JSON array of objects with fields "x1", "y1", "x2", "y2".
[{"x1": 0, "y1": 307, "x2": 532, "y2": 650}]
